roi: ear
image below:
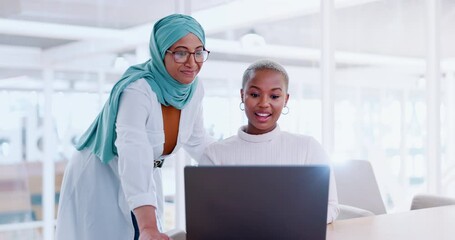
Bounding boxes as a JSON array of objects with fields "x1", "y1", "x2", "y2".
[
  {"x1": 240, "y1": 89, "x2": 244, "y2": 102},
  {"x1": 285, "y1": 93, "x2": 290, "y2": 105}
]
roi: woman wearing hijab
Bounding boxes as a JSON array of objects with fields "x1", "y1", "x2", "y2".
[
  {"x1": 200, "y1": 59, "x2": 339, "y2": 224},
  {"x1": 56, "y1": 14, "x2": 214, "y2": 240}
]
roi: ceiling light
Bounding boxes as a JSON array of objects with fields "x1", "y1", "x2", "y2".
[
  {"x1": 113, "y1": 55, "x2": 129, "y2": 70},
  {"x1": 240, "y1": 29, "x2": 266, "y2": 48}
]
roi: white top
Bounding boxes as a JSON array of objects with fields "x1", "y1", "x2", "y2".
[
  {"x1": 115, "y1": 79, "x2": 213, "y2": 212},
  {"x1": 200, "y1": 125, "x2": 339, "y2": 223},
  {"x1": 56, "y1": 79, "x2": 214, "y2": 240}
]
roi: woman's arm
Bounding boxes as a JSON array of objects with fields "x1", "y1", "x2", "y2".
[
  {"x1": 115, "y1": 82, "x2": 162, "y2": 234},
  {"x1": 134, "y1": 206, "x2": 169, "y2": 240},
  {"x1": 326, "y1": 169, "x2": 340, "y2": 223},
  {"x1": 306, "y1": 137, "x2": 340, "y2": 223}
]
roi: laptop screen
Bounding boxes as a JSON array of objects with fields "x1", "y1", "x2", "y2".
[{"x1": 184, "y1": 165, "x2": 330, "y2": 240}]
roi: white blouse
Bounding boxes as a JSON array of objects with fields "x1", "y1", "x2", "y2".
[
  {"x1": 115, "y1": 78, "x2": 214, "y2": 214},
  {"x1": 56, "y1": 78, "x2": 214, "y2": 240}
]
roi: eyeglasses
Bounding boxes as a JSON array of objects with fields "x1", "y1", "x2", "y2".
[{"x1": 166, "y1": 49, "x2": 210, "y2": 63}]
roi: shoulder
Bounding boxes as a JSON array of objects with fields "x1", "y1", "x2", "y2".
[
  {"x1": 279, "y1": 131, "x2": 326, "y2": 153},
  {"x1": 124, "y1": 78, "x2": 155, "y2": 97},
  {"x1": 206, "y1": 135, "x2": 241, "y2": 152},
  {"x1": 279, "y1": 131, "x2": 316, "y2": 145},
  {"x1": 118, "y1": 79, "x2": 159, "y2": 113},
  {"x1": 200, "y1": 135, "x2": 241, "y2": 165}
]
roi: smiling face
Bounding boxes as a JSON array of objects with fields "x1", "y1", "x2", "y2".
[
  {"x1": 164, "y1": 33, "x2": 204, "y2": 84},
  {"x1": 241, "y1": 69, "x2": 289, "y2": 135}
]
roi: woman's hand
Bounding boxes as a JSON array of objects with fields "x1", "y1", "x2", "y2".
[
  {"x1": 134, "y1": 205, "x2": 171, "y2": 240},
  {"x1": 139, "y1": 228, "x2": 171, "y2": 240}
]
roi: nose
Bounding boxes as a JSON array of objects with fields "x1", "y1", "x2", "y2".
[
  {"x1": 184, "y1": 53, "x2": 197, "y2": 66},
  {"x1": 258, "y1": 95, "x2": 269, "y2": 107}
]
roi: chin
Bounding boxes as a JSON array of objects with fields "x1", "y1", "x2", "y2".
[
  {"x1": 254, "y1": 125, "x2": 273, "y2": 132},
  {"x1": 177, "y1": 78, "x2": 196, "y2": 85}
]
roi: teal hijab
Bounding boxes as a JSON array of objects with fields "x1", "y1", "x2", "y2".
[{"x1": 75, "y1": 14, "x2": 206, "y2": 163}]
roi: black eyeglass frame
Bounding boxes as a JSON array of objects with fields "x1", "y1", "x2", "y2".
[{"x1": 165, "y1": 49, "x2": 211, "y2": 63}]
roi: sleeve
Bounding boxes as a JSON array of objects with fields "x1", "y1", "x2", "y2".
[
  {"x1": 306, "y1": 137, "x2": 340, "y2": 223},
  {"x1": 198, "y1": 147, "x2": 216, "y2": 166},
  {"x1": 115, "y1": 85, "x2": 158, "y2": 211},
  {"x1": 182, "y1": 85, "x2": 216, "y2": 162}
]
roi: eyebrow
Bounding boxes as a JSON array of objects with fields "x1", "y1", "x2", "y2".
[
  {"x1": 248, "y1": 86, "x2": 283, "y2": 91},
  {"x1": 172, "y1": 45, "x2": 204, "y2": 50}
]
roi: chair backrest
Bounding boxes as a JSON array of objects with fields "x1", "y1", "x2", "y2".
[
  {"x1": 410, "y1": 194, "x2": 455, "y2": 210},
  {"x1": 333, "y1": 160, "x2": 387, "y2": 215}
]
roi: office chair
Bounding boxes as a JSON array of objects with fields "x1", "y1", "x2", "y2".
[
  {"x1": 410, "y1": 194, "x2": 455, "y2": 210},
  {"x1": 333, "y1": 160, "x2": 387, "y2": 220}
]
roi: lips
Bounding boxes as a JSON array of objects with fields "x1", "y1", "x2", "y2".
[
  {"x1": 181, "y1": 69, "x2": 196, "y2": 76},
  {"x1": 255, "y1": 112, "x2": 271, "y2": 122}
]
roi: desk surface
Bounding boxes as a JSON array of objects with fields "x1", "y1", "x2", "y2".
[
  {"x1": 326, "y1": 205, "x2": 455, "y2": 240},
  {"x1": 173, "y1": 205, "x2": 455, "y2": 240}
]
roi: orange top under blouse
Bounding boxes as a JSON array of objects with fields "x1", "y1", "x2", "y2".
[{"x1": 161, "y1": 105, "x2": 181, "y2": 155}]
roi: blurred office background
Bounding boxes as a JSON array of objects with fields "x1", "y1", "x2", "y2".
[{"x1": 0, "y1": 0, "x2": 454, "y2": 239}]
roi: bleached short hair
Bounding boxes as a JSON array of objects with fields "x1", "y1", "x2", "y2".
[{"x1": 241, "y1": 59, "x2": 289, "y2": 92}]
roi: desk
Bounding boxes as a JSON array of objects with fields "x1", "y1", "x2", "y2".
[
  {"x1": 327, "y1": 205, "x2": 455, "y2": 240},
  {"x1": 170, "y1": 205, "x2": 455, "y2": 240}
]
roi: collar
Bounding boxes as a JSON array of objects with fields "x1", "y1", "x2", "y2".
[{"x1": 237, "y1": 125, "x2": 281, "y2": 143}]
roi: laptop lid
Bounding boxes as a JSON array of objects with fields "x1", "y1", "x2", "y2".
[{"x1": 184, "y1": 165, "x2": 330, "y2": 240}]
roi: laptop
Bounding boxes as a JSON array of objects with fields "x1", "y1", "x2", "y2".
[{"x1": 184, "y1": 165, "x2": 330, "y2": 240}]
